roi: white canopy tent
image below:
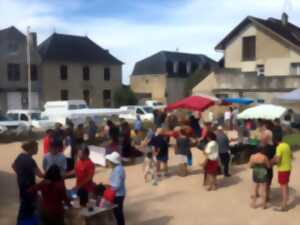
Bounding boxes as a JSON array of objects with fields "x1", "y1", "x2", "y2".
[{"x1": 238, "y1": 104, "x2": 287, "y2": 120}]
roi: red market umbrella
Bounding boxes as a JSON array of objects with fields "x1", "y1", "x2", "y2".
[{"x1": 166, "y1": 95, "x2": 215, "y2": 112}]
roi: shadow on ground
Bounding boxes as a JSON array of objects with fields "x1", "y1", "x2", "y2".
[
  {"x1": 0, "y1": 170, "x2": 18, "y2": 225},
  {"x1": 135, "y1": 216, "x2": 173, "y2": 225}
]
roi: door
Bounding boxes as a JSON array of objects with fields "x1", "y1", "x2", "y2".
[{"x1": 7, "y1": 92, "x2": 22, "y2": 110}]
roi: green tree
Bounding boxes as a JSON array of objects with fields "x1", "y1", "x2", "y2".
[{"x1": 113, "y1": 85, "x2": 138, "y2": 107}]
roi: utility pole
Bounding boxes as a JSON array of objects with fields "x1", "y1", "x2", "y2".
[{"x1": 26, "y1": 26, "x2": 32, "y2": 117}]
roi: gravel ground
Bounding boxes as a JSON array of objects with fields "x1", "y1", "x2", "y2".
[{"x1": 0, "y1": 141, "x2": 300, "y2": 225}]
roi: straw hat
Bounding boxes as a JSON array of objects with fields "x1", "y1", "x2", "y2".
[{"x1": 105, "y1": 152, "x2": 121, "y2": 164}]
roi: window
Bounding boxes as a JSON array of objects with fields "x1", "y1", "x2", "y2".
[
  {"x1": 242, "y1": 36, "x2": 256, "y2": 61},
  {"x1": 104, "y1": 67, "x2": 110, "y2": 81},
  {"x1": 7, "y1": 64, "x2": 20, "y2": 81},
  {"x1": 61, "y1": 90, "x2": 68, "y2": 100},
  {"x1": 103, "y1": 89, "x2": 111, "y2": 107},
  {"x1": 20, "y1": 114, "x2": 29, "y2": 121},
  {"x1": 166, "y1": 61, "x2": 174, "y2": 74},
  {"x1": 215, "y1": 93, "x2": 229, "y2": 98},
  {"x1": 178, "y1": 61, "x2": 187, "y2": 74},
  {"x1": 60, "y1": 65, "x2": 68, "y2": 80},
  {"x1": 31, "y1": 64, "x2": 38, "y2": 81},
  {"x1": 290, "y1": 63, "x2": 300, "y2": 75},
  {"x1": 83, "y1": 89, "x2": 90, "y2": 105},
  {"x1": 136, "y1": 108, "x2": 144, "y2": 115},
  {"x1": 191, "y1": 63, "x2": 198, "y2": 73},
  {"x1": 8, "y1": 41, "x2": 18, "y2": 53},
  {"x1": 83, "y1": 66, "x2": 90, "y2": 81},
  {"x1": 256, "y1": 64, "x2": 265, "y2": 77}
]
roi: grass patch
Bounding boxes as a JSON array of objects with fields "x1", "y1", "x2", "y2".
[{"x1": 283, "y1": 133, "x2": 300, "y2": 147}]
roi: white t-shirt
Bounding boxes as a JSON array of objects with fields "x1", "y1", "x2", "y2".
[
  {"x1": 224, "y1": 111, "x2": 231, "y2": 121},
  {"x1": 205, "y1": 141, "x2": 219, "y2": 160}
]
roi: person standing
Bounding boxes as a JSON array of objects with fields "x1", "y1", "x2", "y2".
[
  {"x1": 28, "y1": 165, "x2": 69, "y2": 225},
  {"x1": 134, "y1": 115, "x2": 143, "y2": 133},
  {"x1": 272, "y1": 140, "x2": 293, "y2": 211},
  {"x1": 43, "y1": 129, "x2": 53, "y2": 154},
  {"x1": 12, "y1": 140, "x2": 44, "y2": 224},
  {"x1": 68, "y1": 147, "x2": 95, "y2": 206},
  {"x1": 106, "y1": 152, "x2": 126, "y2": 225},
  {"x1": 272, "y1": 119, "x2": 283, "y2": 146},
  {"x1": 249, "y1": 147, "x2": 271, "y2": 209},
  {"x1": 175, "y1": 129, "x2": 192, "y2": 176},
  {"x1": 216, "y1": 126, "x2": 231, "y2": 177},
  {"x1": 43, "y1": 140, "x2": 67, "y2": 176},
  {"x1": 204, "y1": 132, "x2": 219, "y2": 191}
]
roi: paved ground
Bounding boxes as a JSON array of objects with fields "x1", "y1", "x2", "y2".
[{"x1": 0, "y1": 141, "x2": 300, "y2": 225}]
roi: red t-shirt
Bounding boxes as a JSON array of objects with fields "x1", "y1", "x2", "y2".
[
  {"x1": 75, "y1": 159, "x2": 95, "y2": 192},
  {"x1": 29, "y1": 180, "x2": 68, "y2": 216},
  {"x1": 43, "y1": 136, "x2": 51, "y2": 154}
]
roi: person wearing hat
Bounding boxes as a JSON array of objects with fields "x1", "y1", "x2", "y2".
[
  {"x1": 216, "y1": 126, "x2": 231, "y2": 177},
  {"x1": 106, "y1": 152, "x2": 126, "y2": 225}
]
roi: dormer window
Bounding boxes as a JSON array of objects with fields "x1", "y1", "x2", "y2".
[
  {"x1": 178, "y1": 61, "x2": 187, "y2": 74},
  {"x1": 242, "y1": 36, "x2": 256, "y2": 61},
  {"x1": 166, "y1": 61, "x2": 173, "y2": 74}
]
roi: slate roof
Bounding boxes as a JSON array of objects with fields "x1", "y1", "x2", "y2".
[
  {"x1": 132, "y1": 51, "x2": 216, "y2": 77},
  {"x1": 38, "y1": 33, "x2": 123, "y2": 64},
  {"x1": 215, "y1": 14, "x2": 300, "y2": 51},
  {"x1": 0, "y1": 26, "x2": 26, "y2": 39}
]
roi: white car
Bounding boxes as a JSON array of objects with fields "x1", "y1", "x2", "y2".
[
  {"x1": 119, "y1": 106, "x2": 154, "y2": 122},
  {"x1": 7, "y1": 110, "x2": 56, "y2": 130},
  {"x1": 0, "y1": 114, "x2": 30, "y2": 135},
  {"x1": 0, "y1": 125, "x2": 7, "y2": 134},
  {"x1": 145, "y1": 100, "x2": 166, "y2": 110}
]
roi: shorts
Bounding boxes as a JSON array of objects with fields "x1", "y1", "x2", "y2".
[
  {"x1": 157, "y1": 154, "x2": 168, "y2": 163},
  {"x1": 278, "y1": 171, "x2": 291, "y2": 185},
  {"x1": 205, "y1": 160, "x2": 219, "y2": 175}
]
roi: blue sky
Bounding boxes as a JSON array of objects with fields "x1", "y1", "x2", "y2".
[{"x1": 1, "y1": 0, "x2": 300, "y2": 84}]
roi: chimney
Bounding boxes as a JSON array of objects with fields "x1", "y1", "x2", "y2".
[
  {"x1": 282, "y1": 12, "x2": 288, "y2": 26},
  {"x1": 29, "y1": 32, "x2": 37, "y2": 47}
]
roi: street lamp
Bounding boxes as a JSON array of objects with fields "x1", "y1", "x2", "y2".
[{"x1": 26, "y1": 26, "x2": 32, "y2": 125}]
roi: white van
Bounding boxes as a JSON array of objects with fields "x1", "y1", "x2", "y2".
[
  {"x1": 7, "y1": 110, "x2": 55, "y2": 130},
  {"x1": 43, "y1": 100, "x2": 127, "y2": 126},
  {"x1": 119, "y1": 105, "x2": 154, "y2": 122}
]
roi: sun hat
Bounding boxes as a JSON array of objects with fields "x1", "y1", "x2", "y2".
[
  {"x1": 217, "y1": 125, "x2": 223, "y2": 130},
  {"x1": 106, "y1": 152, "x2": 121, "y2": 164}
]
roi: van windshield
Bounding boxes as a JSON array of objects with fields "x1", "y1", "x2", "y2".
[
  {"x1": 30, "y1": 113, "x2": 41, "y2": 120},
  {"x1": 69, "y1": 105, "x2": 78, "y2": 110},
  {"x1": 143, "y1": 107, "x2": 153, "y2": 113},
  {"x1": 7, "y1": 114, "x2": 18, "y2": 121}
]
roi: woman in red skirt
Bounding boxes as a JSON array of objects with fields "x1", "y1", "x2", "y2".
[{"x1": 204, "y1": 132, "x2": 219, "y2": 191}]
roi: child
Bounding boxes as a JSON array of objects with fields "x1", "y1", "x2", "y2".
[
  {"x1": 99, "y1": 187, "x2": 116, "y2": 208},
  {"x1": 143, "y1": 152, "x2": 158, "y2": 185},
  {"x1": 28, "y1": 165, "x2": 69, "y2": 225}
]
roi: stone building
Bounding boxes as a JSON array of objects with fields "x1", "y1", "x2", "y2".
[
  {"x1": 193, "y1": 13, "x2": 300, "y2": 103},
  {"x1": 0, "y1": 26, "x2": 41, "y2": 112},
  {"x1": 38, "y1": 33, "x2": 123, "y2": 107},
  {"x1": 131, "y1": 51, "x2": 217, "y2": 104}
]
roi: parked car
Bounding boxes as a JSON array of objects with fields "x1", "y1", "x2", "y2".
[
  {"x1": 0, "y1": 114, "x2": 29, "y2": 135},
  {"x1": 145, "y1": 100, "x2": 166, "y2": 110},
  {"x1": 119, "y1": 105, "x2": 154, "y2": 122},
  {"x1": 0, "y1": 125, "x2": 7, "y2": 134},
  {"x1": 7, "y1": 110, "x2": 56, "y2": 130}
]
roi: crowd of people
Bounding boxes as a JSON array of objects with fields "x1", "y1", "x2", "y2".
[{"x1": 12, "y1": 108, "x2": 295, "y2": 225}]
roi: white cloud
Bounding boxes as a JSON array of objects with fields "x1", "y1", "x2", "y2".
[{"x1": 1, "y1": 0, "x2": 300, "y2": 84}]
